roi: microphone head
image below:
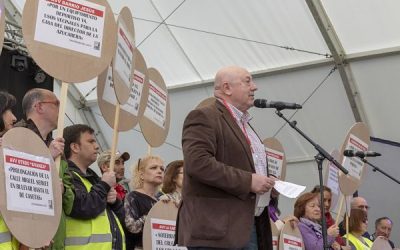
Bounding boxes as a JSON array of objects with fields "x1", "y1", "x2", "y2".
[
  {"x1": 295, "y1": 104, "x2": 303, "y2": 109},
  {"x1": 368, "y1": 151, "x2": 381, "y2": 157},
  {"x1": 253, "y1": 99, "x2": 267, "y2": 108},
  {"x1": 253, "y1": 99, "x2": 302, "y2": 110},
  {"x1": 343, "y1": 149, "x2": 382, "y2": 158},
  {"x1": 343, "y1": 149, "x2": 354, "y2": 157}
]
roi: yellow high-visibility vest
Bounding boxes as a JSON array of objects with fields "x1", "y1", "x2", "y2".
[
  {"x1": 344, "y1": 233, "x2": 373, "y2": 250},
  {"x1": 65, "y1": 172, "x2": 125, "y2": 250},
  {"x1": 0, "y1": 214, "x2": 19, "y2": 250}
]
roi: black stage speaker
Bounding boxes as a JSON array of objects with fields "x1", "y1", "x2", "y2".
[{"x1": 0, "y1": 48, "x2": 54, "y2": 120}]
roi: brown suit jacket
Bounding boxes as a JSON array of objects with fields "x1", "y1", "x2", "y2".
[{"x1": 176, "y1": 100, "x2": 272, "y2": 249}]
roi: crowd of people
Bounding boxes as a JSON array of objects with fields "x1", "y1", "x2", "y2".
[
  {"x1": 0, "y1": 65, "x2": 397, "y2": 250},
  {"x1": 0, "y1": 89, "x2": 185, "y2": 249}
]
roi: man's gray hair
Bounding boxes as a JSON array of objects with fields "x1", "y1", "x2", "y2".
[{"x1": 22, "y1": 88, "x2": 44, "y2": 116}]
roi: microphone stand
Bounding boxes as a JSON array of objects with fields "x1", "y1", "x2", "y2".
[
  {"x1": 275, "y1": 110, "x2": 348, "y2": 250},
  {"x1": 359, "y1": 158, "x2": 400, "y2": 184}
]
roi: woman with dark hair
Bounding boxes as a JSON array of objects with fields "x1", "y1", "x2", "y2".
[
  {"x1": 311, "y1": 185, "x2": 346, "y2": 248},
  {"x1": 311, "y1": 185, "x2": 335, "y2": 227},
  {"x1": 0, "y1": 91, "x2": 17, "y2": 137},
  {"x1": 294, "y1": 192, "x2": 347, "y2": 250},
  {"x1": 344, "y1": 209, "x2": 373, "y2": 250},
  {"x1": 0, "y1": 91, "x2": 18, "y2": 249},
  {"x1": 160, "y1": 160, "x2": 184, "y2": 205}
]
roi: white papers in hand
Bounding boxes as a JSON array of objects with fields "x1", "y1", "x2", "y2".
[{"x1": 274, "y1": 180, "x2": 306, "y2": 199}]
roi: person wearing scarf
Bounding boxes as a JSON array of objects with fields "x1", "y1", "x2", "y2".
[
  {"x1": 311, "y1": 185, "x2": 346, "y2": 246},
  {"x1": 294, "y1": 192, "x2": 348, "y2": 250}
]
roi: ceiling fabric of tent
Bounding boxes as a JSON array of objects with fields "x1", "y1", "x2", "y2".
[{"x1": 9, "y1": 0, "x2": 333, "y2": 95}]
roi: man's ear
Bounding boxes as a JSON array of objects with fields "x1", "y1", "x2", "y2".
[
  {"x1": 70, "y1": 142, "x2": 80, "y2": 154},
  {"x1": 221, "y1": 81, "x2": 232, "y2": 96},
  {"x1": 34, "y1": 101, "x2": 44, "y2": 114}
]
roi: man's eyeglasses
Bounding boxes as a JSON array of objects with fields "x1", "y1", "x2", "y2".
[{"x1": 39, "y1": 100, "x2": 60, "y2": 107}]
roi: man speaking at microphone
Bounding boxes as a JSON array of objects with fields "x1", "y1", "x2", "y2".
[{"x1": 176, "y1": 66, "x2": 275, "y2": 250}]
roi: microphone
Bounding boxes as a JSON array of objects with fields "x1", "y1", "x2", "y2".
[
  {"x1": 343, "y1": 150, "x2": 381, "y2": 158},
  {"x1": 253, "y1": 99, "x2": 302, "y2": 110}
]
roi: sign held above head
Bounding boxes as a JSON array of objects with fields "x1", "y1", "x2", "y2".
[
  {"x1": 97, "y1": 48, "x2": 150, "y2": 131},
  {"x1": 139, "y1": 68, "x2": 171, "y2": 148},
  {"x1": 112, "y1": 6, "x2": 136, "y2": 105},
  {"x1": 338, "y1": 122, "x2": 370, "y2": 196},
  {"x1": 22, "y1": 0, "x2": 117, "y2": 83}
]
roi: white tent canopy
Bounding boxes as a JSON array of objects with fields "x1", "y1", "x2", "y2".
[{"x1": 3, "y1": 0, "x2": 400, "y2": 244}]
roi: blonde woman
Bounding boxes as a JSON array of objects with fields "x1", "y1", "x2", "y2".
[{"x1": 124, "y1": 155, "x2": 164, "y2": 250}]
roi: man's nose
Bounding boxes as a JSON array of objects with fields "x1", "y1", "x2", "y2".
[{"x1": 251, "y1": 81, "x2": 258, "y2": 91}]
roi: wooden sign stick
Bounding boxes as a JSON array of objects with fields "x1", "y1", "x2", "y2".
[
  {"x1": 335, "y1": 194, "x2": 344, "y2": 225},
  {"x1": 109, "y1": 103, "x2": 121, "y2": 172},
  {"x1": 147, "y1": 144, "x2": 152, "y2": 156},
  {"x1": 346, "y1": 214, "x2": 349, "y2": 246},
  {"x1": 55, "y1": 82, "x2": 68, "y2": 172}
]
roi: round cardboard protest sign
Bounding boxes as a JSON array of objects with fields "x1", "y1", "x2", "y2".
[
  {"x1": 371, "y1": 237, "x2": 393, "y2": 250},
  {"x1": 112, "y1": 6, "x2": 135, "y2": 104},
  {"x1": 323, "y1": 149, "x2": 341, "y2": 212},
  {"x1": 270, "y1": 219, "x2": 280, "y2": 250},
  {"x1": 98, "y1": 49, "x2": 149, "y2": 131},
  {"x1": 0, "y1": 0, "x2": 5, "y2": 55},
  {"x1": 143, "y1": 201, "x2": 181, "y2": 250},
  {"x1": 263, "y1": 137, "x2": 287, "y2": 181},
  {"x1": 279, "y1": 223, "x2": 304, "y2": 250},
  {"x1": 22, "y1": 0, "x2": 117, "y2": 83},
  {"x1": 338, "y1": 122, "x2": 370, "y2": 196},
  {"x1": 139, "y1": 68, "x2": 170, "y2": 147},
  {"x1": 196, "y1": 97, "x2": 216, "y2": 109},
  {"x1": 0, "y1": 128, "x2": 62, "y2": 248}
]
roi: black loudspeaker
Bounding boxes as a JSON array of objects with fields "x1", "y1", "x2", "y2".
[{"x1": 0, "y1": 48, "x2": 54, "y2": 120}]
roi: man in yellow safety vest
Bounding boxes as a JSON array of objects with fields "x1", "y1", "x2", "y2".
[{"x1": 63, "y1": 124, "x2": 125, "y2": 250}]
